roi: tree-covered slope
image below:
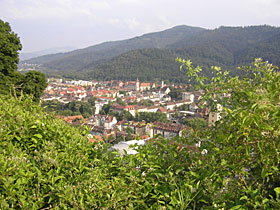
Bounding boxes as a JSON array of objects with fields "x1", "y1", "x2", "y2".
[
  {"x1": 77, "y1": 48, "x2": 183, "y2": 82},
  {"x1": 22, "y1": 25, "x2": 280, "y2": 81},
  {"x1": 170, "y1": 25, "x2": 280, "y2": 52},
  {"x1": 72, "y1": 46, "x2": 233, "y2": 82},
  {"x1": 234, "y1": 32, "x2": 280, "y2": 66},
  {"x1": 23, "y1": 25, "x2": 205, "y2": 71}
]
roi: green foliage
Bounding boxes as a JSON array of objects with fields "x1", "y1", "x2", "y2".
[
  {"x1": 0, "y1": 19, "x2": 23, "y2": 95},
  {"x1": 135, "y1": 112, "x2": 168, "y2": 123},
  {"x1": 177, "y1": 57, "x2": 280, "y2": 208},
  {"x1": 0, "y1": 95, "x2": 205, "y2": 209},
  {"x1": 1, "y1": 58, "x2": 279, "y2": 209},
  {"x1": 100, "y1": 103, "x2": 112, "y2": 115},
  {"x1": 0, "y1": 96, "x2": 105, "y2": 209},
  {"x1": 168, "y1": 87, "x2": 183, "y2": 100},
  {"x1": 0, "y1": 20, "x2": 22, "y2": 76},
  {"x1": 181, "y1": 118, "x2": 207, "y2": 131},
  {"x1": 42, "y1": 99, "x2": 95, "y2": 118},
  {"x1": 176, "y1": 103, "x2": 189, "y2": 111},
  {"x1": 22, "y1": 71, "x2": 47, "y2": 102},
  {"x1": 116, "y1": 97, "x2": 127, "y2": 106},
  {"x1": 114, "y1": 110, "x2": 134, "y2": 121},
  {"x1": 139, "y1": 99, "x2": 154, "y2": 107},
  {"x1": 0, "y1": 19, "x2": 47, "y2": 101}
]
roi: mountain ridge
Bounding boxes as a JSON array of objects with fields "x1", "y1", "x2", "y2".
[
  {"x1": 20, "y1": 25, "x2": 280, "y2": 82},
  {"x1": 23, "y1": 25, "x2": 205, "y2": 71}
]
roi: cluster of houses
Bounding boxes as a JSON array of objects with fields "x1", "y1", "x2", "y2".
[{"x1": 43, "y1": 78, "x2": 225, "y2": 142}]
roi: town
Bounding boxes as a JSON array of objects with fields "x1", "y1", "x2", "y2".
[{"x1": 42, "y1": 78, "x2": 224, "y2": 144}]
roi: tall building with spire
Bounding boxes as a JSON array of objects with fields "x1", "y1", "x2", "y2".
[{"x1": 136, "y1": 78, "x2": 140, "y2": 91}]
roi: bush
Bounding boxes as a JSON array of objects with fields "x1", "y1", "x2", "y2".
[{"x1": 1, "y1": 58, "x2": 279, "y2": 209}]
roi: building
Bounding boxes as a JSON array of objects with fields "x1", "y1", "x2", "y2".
[
  {"x1": 182, "y1": 92, "x2": 194, "y2": 102},
  {"x1": 149, "y1": 122, "x2": 184, "y2": 138}
]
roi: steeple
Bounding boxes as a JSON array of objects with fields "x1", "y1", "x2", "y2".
[{"x1": 136, "y1": 78, "x2": 140, "y2": 91}]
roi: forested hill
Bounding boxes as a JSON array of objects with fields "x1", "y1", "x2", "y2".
[
  {"x1": 23, "y1": 25, "x2": 205, "y2": 71},
  {"x1": 21, "y1": 25, "x2": 280, "y2": 82}
]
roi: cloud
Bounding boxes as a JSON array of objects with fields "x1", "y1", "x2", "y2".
[
  {"x1": 116, "y1": 0, "x2": 143, "y2": 4},
  {"x1": 1, "y1": 0, "x2": 111, "y2": 20}
]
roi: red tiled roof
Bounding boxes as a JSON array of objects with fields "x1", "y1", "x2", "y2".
[
  {"x1": 63, "y1": 115, "x2": 83, "y2": 123},
  {"x1": 157, "y1": 107, "x2": 167, "y2": 113},
  {"x1": 140, "y1": 83, "x2": 151, "y2": 86},
  {"x1": 89, "y1": 135, "x2": 104, "y2": 143}
]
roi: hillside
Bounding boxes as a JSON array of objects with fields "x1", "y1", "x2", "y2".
[
  {"x1": 21, "y1": 25, "x2": 280, "y2": 81},
  {"x1": 19, "y1": 47, "x2": 76, "y2": 61},
  {"x1": 23, "y1": 25, "x2": 205, "y2": 71}
]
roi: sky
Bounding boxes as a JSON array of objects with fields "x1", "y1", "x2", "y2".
[{"x1": 1, "y1": 0, "x2": 280, "y2": 53}]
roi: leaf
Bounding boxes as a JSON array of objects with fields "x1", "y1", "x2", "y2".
[
  {"x1": 221, "y1": 159, "x2": 227, "y2": 166},
  {"x1": 274, "y1": 187, "x2": 280, "y2": 198},
  {"x1": 240, "y1": 195, "x2": 248, "y2": 200},
  {"x1": 34, "y1": 134, "x2": 42, "y2": 139},
  {"x1": 189, "y1": 171, "x2": 199, "y2": 178},
  {"x1": 257, "y1": 141, "x2": 263, "y2": 153},
  {"x1": 230, "y1": 205, "x2": 242, "y2": 210},
  {"x1": 175, "y1": 167, "x2": 184, "y2": 175}
]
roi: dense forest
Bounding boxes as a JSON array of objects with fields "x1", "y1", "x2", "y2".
[{"x1": 21, "y1": 25, "x2": 280, "y2": 82}]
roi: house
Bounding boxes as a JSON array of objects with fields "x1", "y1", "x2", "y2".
[
  {"x1": 208, "y1": 103, "x2": 223, "y2": 126},
  {"x1": 149, "y1": 122, "x2": 184, "y2": 138},
  {"x1": 164, "y1": 100, "x2": 192, "y2": 111},
  {"x1": 208, "y1": 112, "x2": 221, "y2": 127},
  {"x1": 88, "y1": 114, "x2": 117, "y2": 129},
  {"x1": 189, "y1": 102, "x2": 198, "y2": 112},
  {"x1": 124, "y1": 79, "x2": 140, "y2": 91},
  {"x1": 116, "y1": 120, "x2": 126, "y2": 131},
  {"x1": 91, "y1": 126, "x2": 116, "y2": 140},
  {"x1": 139, "y1": 83, "x2": 152, "y2": 91},
  {"x1": 182, "y1": 92, "x2": 194, "y2": 102},
  {"x1": 159, "y1": 86, "x2": 171, "y2": 95},
  {"x1": 58, "y1": 115, "x2": 84, "y2": 124},
  {"x1": 112, "y1": 105, "x2": 137, "y2": 116},
  {"x1": 104, "y1": 115, "x2": 118, "y2": 129}
]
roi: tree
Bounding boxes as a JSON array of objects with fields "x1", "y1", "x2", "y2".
[
  {"x1": 181, "y1": 117, "x2": 207, "y2": 130},
  {"x1": 0, "y1": 19, "x2": 47, "y2": 101},
  {"x1": 135, "y1": 112, "x2": 168, "y2": 123},
  {"x1": 100, "y1": 103, "x2": 112, "y2": 115},
  {"x1": 116, "y1": 97, "x2": 126, "y2": 106},
  {"x1": 0, "y1": 19, "x2": 23, "y2": 95},
  {"x1": 22, "y1": 71, "x2": 47, "y2": 102},
  {"x1": 88, "y1": 97, "x2": 96, "y2": 106},
  {"x1": 177, "y1": 57, "x2": 280, "y2": 208},
  {"x1": 139, "y1": 99, "x2": 154, "y2": 107},
  {"x1": 168, "y1": 87, "x2": 183, "y2": 100}
]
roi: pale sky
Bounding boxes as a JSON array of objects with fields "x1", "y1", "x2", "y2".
[{"x1": 1, "y1": 0, "x2": 280, "y2": 53}]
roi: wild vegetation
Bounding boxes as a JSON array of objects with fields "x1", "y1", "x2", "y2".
[{"x1": 1, "y1": 57, "x2": 279, "y2": 209}]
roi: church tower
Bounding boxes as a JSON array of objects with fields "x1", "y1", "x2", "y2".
[{"x1": 136, "y1": 78, "x2": 140, "y2": 91}]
